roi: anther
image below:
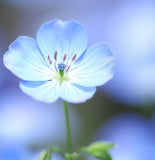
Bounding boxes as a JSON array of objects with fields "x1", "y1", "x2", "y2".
[
  {"x1": 48, "y1": 55, "x2": 52, "y2": 64},
  {"x1": 66, "y1": 66, "x2": 70, "y2": 72},
  {"x1": 63, "y1": 54, "x2": 67, "y2": 61},
  {"x1": 72, "y1": 54, "x2": 77, "y2": 61},
  {"x1": 48, "y1": 55, "x2": 50, "y2": 60},
  {"x1": 54, "y1": 51, "x2": 57, "y2": 60}
]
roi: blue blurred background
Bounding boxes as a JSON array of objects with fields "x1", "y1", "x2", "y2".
[{"x1": 0, "y1": 0, "x2": 155, "y2": 159}]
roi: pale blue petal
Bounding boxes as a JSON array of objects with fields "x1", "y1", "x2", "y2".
[
  {"x1": 69, "y1": 43, "x2": 114, "y2": 87},
  {"x1": 37, "y1": 19, "x2": 88, "y2": 62},
  {"x1": 3, "y1": 36, "x2": 53, "y2": 81},
  {"x1": 20, "y1": 80, "x2": 60, "y2": 103},
  {"x1": 60, "y1": 82, "x2": 96, "y2": 103}
]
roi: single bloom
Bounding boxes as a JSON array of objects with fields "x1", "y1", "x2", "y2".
[{"x1": 3, "y1": 19, "x2": 114, "y2": 103}]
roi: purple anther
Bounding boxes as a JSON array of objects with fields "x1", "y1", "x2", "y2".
[
  {"x1": 63, "y1": 54, "x2": 67, "y2": 61},
  {"x1": 72, "y1": 54, "x2": 77, "y2": 61},
  {"x1": 66, "y1": 66, "x2": 70, "y2": 72},
  {"x1": 54, "y1": 51, "x2": 57, "y2": 60},
  {"x1": 48, "y1": 55, "x2": 52, "y2": 64},
  {"x1": 48, "y1": 55, "x2": 50, "y2": 60}
]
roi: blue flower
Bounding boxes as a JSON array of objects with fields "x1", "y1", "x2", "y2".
[{"x1": 3, "y1": 19, "x2": 114, "y2": 103}]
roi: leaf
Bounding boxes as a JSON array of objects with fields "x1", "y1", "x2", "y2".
[
  {"x1": 39, "y1": 147, "x2": 65, "y2": 160},
  {"x1": 91, "y1": 150, "x2": 112, "y2": 160},
  {"x1": 80, "y1": 142, "x2": 115, "y2": 153},
  {"x1": 39, "y1": 151, "x2": 47, "y2": 160},
  {"x1": 39, "y1": 150, "x2": 51, "y2": 160},
  {"x1": 79, "y1": 141, "x2": 114, "y2": 160},
  {"x1": 88, "y1": 142, "x2": 115, "y2": 151}
]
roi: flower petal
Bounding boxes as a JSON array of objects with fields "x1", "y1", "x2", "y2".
[
  {"x1": 3, "y1": 36, "x2": 53, "y2": 81},
  {"x1": 60, "y1": 82, "x2": 96, "y2": 103},
  {"x1": 69, "y1": 43, "x2": 114, "y2": 87},
  {"x1": 37, "y1": 19, "x2": 88, "y2": 62},
  {"x1": 20, "y1": 80, "x2": 60, "y2": 103}
]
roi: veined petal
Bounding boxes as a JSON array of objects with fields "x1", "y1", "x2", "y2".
[
  {"x1": 60, "y1": 82, "x2": 96, "y2": 103},
  {"x1": 37, "y1": 19, "x2": 88, "y2": 62},
  {"x1": 20, "y1": 80, "x2": 60, "y2": 103},
  {"x1": 69, "y1": 44, "x2": 114, "y2": 87},
  {"x1": 3, "y1": 36, "x2": 53, "y2": 81}
]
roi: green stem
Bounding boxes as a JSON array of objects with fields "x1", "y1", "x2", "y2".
[{"x1": 64, "y1": 101, "x2": 72, "y2": 153}]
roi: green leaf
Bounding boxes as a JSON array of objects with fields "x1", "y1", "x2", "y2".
[
  {"x1": 91, "y1": 150, "x2": 112, "y2": 160},
  {"x1": 39, "y1": 150, "x2": 51, "y2": 160},
  {"x1": 79, "y1": 141, "x2": 114, "y2": 160},
  {"x1": 39, "y1": 147, "x2": 66, "y2": 160},
  {"x1": 88, "y1": 142, "x2": 115, "y2": 151},
  {"x1": 39, "y1": 151, "x2": 47, "y2": 160},
  {"x1": 80, "y1": 142, "x2": 115, "y2": 153},
  {"x1": 48, "y1": 147, "x2": 64, "y2": 155}
]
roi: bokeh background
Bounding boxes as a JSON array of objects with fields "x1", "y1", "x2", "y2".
[{"x1": 0, "y1": 0, "x2": 155, "y2": 159}]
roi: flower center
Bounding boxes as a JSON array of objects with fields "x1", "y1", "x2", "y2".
[{"x1": 47, "y1": 51, "x2": 77, "y2": 84}]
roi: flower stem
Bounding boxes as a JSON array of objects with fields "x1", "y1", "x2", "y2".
[{"x1": 64, "y1": 101, "x2": 72, "y2": 153}]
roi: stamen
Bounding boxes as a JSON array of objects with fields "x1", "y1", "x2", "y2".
[
  {"x1": 66, "y1": 66, "x2": 70, "y2": 72},
  {"x1": 54, "y1": 51, "x2": 57, "y2": 60},
  {"x1": 48, "y1": 55, "x2": 52, "y2": 64},
  {"x1": 63, "y1": 54, "x2": 67, "y2": 61},
  {"x1": 48, "y1": 55, "x2": 50, "y2": 60},
  {"x1": 72, "y1": 54, "x2": 77, "y2": 61}
]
